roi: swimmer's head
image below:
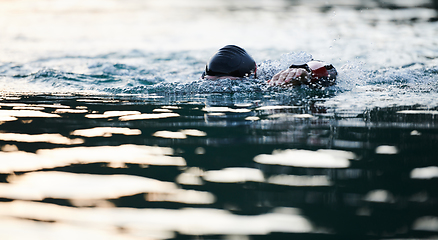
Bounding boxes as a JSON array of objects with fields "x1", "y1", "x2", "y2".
[{"x1": 202, "y1": 45, "x2": 257, "y2": 79}]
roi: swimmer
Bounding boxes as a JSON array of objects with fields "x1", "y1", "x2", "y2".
[{"x1": 201, "y1": 45, "x2": 337, "y2": 88}]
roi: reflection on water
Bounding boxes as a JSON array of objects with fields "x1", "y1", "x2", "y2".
[
  {"x1": 254, "y1": 149, "x2": 353, "y2": 168},
  {"x1": 0, "y1": 201, "x2": 313, "y2": 239},
  {"x1": 0, "y1": 132, "x2": 84, "y2": 145},
  {"x1": 0, "y1": 94, "x2": 437, "y2": 239},
  {"x1": 71, "y1": 127, "x2": 142, "y2": 137},
  {"x1": 411, "y1": 166, "x2": 438, "y2": 179},
  {"x1": 1, "y1": 0, "x2": 438, "y2": 238},
  {"x1": 0, "y1": 144, "x2": 185, "y2": 173},
  {"x1": 0, "y1": 171, "x2": 178, "y2": 200}
]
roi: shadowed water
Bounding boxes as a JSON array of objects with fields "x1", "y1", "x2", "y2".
[{"x1": 1, "y1": 93, "x2": 438, "y2": 239}]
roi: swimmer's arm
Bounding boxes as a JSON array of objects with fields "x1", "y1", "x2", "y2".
[
  {"x1": 267, "y1": 68, "x2": 310, "y2": 86},
  {"x1": 268, "y1": 61, "x2": 337, "y2": 88}
]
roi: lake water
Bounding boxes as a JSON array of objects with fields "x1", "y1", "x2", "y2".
[{"x1": 1, "y1": 0, "x2": 438, "y2": 239}]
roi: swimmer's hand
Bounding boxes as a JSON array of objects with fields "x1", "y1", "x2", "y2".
[{"x1": 267, "y1": 68, "x2": 310, "y2": 86}]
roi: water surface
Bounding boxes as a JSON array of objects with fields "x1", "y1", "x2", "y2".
[{"x1": 1, "y1": 0, "x2": 438, "y2": 239}]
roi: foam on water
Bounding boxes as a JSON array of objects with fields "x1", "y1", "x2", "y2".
[
  {"x1": 1, "y1": 0, "x2": 437, "y2": 101},
  {"x1": 2, "y1": 48, "x2": 437, "y2": 113}
]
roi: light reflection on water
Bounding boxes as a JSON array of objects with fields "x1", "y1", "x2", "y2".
[
  {"x1": 1, "y1": 0, "x2": 438, "y2": 239},
  {"x1": 0, "y1": 94, "x2": 437, "y2": 239},
  {"x1": 0, "y1": 201, "x2": 313, "y2": 239},
  {"x1": 0, "y1": 144, "x2": 186, "y2": 173}
]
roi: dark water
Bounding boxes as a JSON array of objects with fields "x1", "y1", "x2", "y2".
[
  {"x1": 1, "y1": 0, "x2": 438, "y2": 239},
  {"x1": 1, "y1": 93, "x2": 438, "y2": 239}
]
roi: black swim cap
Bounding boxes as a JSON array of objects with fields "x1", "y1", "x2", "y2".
[{"x1": 202, "y1": 45, "x2": 256, "y2": 79}]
